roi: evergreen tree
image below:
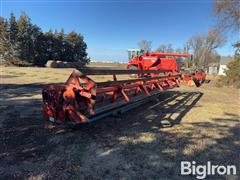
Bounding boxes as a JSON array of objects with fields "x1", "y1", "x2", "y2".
[
  {"x1": 32, "y1": 25, "x2": 46, "y2": 66},
  {"x1": 9, "y1": 13, "x2": 18, "y2": 43},
  {"x1": 44, "y1": 29, "x2": 55, "y2": 61},
  {"x1": 52, "y1": 29, "x2": 62, "y2": 60},
  {"x1": 8, "y1": 12, "x2": 20, "y2": 58},
  {"x1": 17, "y1": 12, "x2": 33, "y2": 62},
  {"x1": 1, "y1": 12, "x2": 90, "y2": 66},
  {"x1": 58, "y1": 28, "x2": 66, "y2": 61},
  {"x1": 66, "y1": 31, "x2": 89, "y2": 64},
  {"x1": 0, "y1": 17, "x2": 10, "y2": 60}
]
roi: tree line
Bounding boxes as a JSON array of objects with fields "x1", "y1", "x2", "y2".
[
  {"x1": 0, "y1": 12, "x2": 89, "y2": 66},
  {"x1": 138, "y1": 28, "x2": 225, "y2": 68},
  {"x1": 138, "y1": 0, "x2": 240, "y2": 69}
]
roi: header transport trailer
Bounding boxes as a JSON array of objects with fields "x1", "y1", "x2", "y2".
[{"x1": 42, "y1": 67, "x2": 206, "y2": 126}]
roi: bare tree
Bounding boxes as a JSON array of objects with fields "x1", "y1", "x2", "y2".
[
  {"x1": 233, "y1": 42, "x2": 240, "y2": 56},
  {"x1": 175, "y1": 43, "x2": 192, "y2": 67},
  {"x1": 208, "y1": 50, "x2": 221, "y2": 64},
  {"x1": 188, "y1": 34, "x2": 205, "y2": 67},
  {"x1": 215, "y1": 0, "x2": 240, "y2": 33},
  {"x1": 155, "y1": 43, "x2": 174, "y2": 53},
  {"x1": 183, "y1": 42, "x2": 191, "y2": 54},
  {"x1": 138, "y1": 40, "x2": 152, "y2": 52},
  {"x1": 175, "y1": 48, "x2": 182, "y2": 53},
  {"x1": 155, "y1": 44, "x2": 167, "y2": 52},
  {"x1": 188, "y1": 29, "x2": 226, "y2": 67}
]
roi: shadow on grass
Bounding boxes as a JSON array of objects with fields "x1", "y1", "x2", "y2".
[
  {"x1": 0, "y1": 88, "x2": 239, "y2": 179},
  {"x1": 70, "y1": 91, "x2": 239, "y2": 179},
  {"x1": 0, "y1": 83, "x2": 59, "y2": 100}
]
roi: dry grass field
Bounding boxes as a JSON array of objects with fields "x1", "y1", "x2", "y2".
[{"x1": 0, "y1": 66, "x2": 239, "y2": 179}]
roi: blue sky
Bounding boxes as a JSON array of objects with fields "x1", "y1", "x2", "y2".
[{"x1": 0, "y1": 0, "x2": 237, "y2": 62}]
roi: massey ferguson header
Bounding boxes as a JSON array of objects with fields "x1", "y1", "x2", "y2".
[
  {"x1": 42, "y1": 68, "x2": 182, "y2": 126},
  {"x1": 42, "y1": 51, "x2": 206, "y2": 126}
]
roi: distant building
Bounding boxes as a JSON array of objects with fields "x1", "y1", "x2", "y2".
[
  {"x1": 208, "y1": 63, "x2": 219, "y2": 75},
  {"x1": 208, "y1": 56, "x2": 233, "y2": 76},
  {"x1": 218, "y1": 64, "x2": 227, "y2": 75},
  {"x1": 218, "y1": 56, "x2": 234, "y2": 76}
]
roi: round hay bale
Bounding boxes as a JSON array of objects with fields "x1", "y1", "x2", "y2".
[
  {"x1": 74, "y1": 62, "x2": 83, "y2": 68},
  {"x1": 68, "y1": 62, "x2": 74, "y2": 68},
  {"x1": 46, "y1": 60, "x2": 58, "y2": 68},
  {"x1": 62, "y1": 61, "x2": 67, "y2": 68},
  {"x1": 68, "y1": 62, "x2": 75, "y2": 68},
  {"x1": 56, "y1": 61, "x2": 64, "y2": 68},
  {"x1": 71, "y1": 62, "x2": 76, "y2": 68},
  {"x1": 45, "y1": 60, "x2": 53, "y2": 67},
  {"x1": 63, "y1": 61, "x2": 71, "y2": 68}
]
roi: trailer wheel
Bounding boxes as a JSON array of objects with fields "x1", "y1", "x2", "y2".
[{"x1": 129, "y1": 65, "x2": 138, "y2": 78}]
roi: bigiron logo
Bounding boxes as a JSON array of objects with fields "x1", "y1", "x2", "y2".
[{"x1": 181, "y1": 161, "x2": 237, "y2": 179}]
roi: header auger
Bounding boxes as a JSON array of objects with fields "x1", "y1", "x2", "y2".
[{"x1": 42, "y1": 68, "x2": 182, "y2": 126}]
